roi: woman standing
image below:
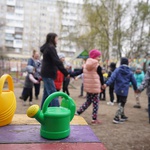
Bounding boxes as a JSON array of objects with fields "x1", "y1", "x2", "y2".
[
  {"x1": 40, "y1": 33, "x2": 69, "y2": 108},
  {"x1": 33, "y1": 52, "x2": 41, "y2": 100}
]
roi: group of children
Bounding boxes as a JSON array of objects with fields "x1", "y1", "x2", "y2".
[
  {"x1": 21, "y1": 48, "x2": 150, "y2": 125},
  {"x1": 72, "y1": 51, "x2": 150, "y2": 125},
  {"x1": 21, "y1": 52, "x2": 72, "y2": 106},
  {"x1": 100, "y1": 62, "x2": 145, "y2": 109}
]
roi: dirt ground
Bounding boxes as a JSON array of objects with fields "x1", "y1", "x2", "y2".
[{"x1": 14, "y1": 79, "x2": 150, "y2": 150}]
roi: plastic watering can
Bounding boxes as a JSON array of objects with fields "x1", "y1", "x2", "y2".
[
  {"x1": 0, "y1": 74, "x2": 16, "y2": 126},
  {"x1": 27, "y1": 92, "x2": 76, "y2": 140}
]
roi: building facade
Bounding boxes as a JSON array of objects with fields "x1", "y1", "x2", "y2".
[
  {"x1": 57, "y1": 0, "x2": 83, "y2": 57},
  {"x1": 0, "y1": 0, "x2": 83, "y2": 59}
]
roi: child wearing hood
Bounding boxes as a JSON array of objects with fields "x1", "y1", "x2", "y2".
[
  {"x1": 104, "y1": 58, "x2": 137, "y2": 124},
  {"x1": 22, "y1": 65, "x2": 39, "y2": 106},
  {"x1": 133, "y1": 65, "x2": 144, "y2": 108},
  {"x1": 71, "y1": 49, "x2": 104, "y2": 125}
]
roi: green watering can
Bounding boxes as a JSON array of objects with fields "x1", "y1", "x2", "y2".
[{"x1": 27, "y1": 92, "x2": 76, "y2": 140}]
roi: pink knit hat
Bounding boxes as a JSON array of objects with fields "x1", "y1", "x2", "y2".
[{"x1": 89, "y1": 49, "x2": 101, "y2": 59}]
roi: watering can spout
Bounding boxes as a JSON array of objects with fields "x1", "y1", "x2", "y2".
[{"x1": 27, "y1": 105, "x2": 44, "y2": 125}]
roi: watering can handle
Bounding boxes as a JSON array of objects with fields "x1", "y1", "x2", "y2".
[
  {"x1": 42, "y1": 92, "x2": 69, "y2": 113},
  {"x1": 0, "y1": 74, "x2": 14, "y2": 94}
]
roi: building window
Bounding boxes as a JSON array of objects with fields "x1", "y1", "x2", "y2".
[
  {"x1": 15, "y1": 48, "x2": 20, "y2": 53},
  {"x1": 15, "y1": 34, "x2": 22, "y2": 39},
  {"x1": 15, "y1": 40, "x2": 22, "y2": 44},
  {"x1": 6, "y1": 47, "x2": 15, "y2": 52},
  {"x1": 5, "y1": 33, "x2": 14, "y2": 40},
  {"x1": 5, "y1": 40, "x2": 13, "y2": 47},
  {"x1": 15, "y1": 27, "x2": 23, "y2": 32},
  {"x1": 7, "y1": 6, "x2": 15, "y2": 12},
  {"x1": 16, "y1": 0, "x2": 23, "y2": 7}
]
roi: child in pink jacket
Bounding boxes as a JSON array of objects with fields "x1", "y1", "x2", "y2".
[{"x1": 71, "y1": 49, "x2": 104, "y2": 125}]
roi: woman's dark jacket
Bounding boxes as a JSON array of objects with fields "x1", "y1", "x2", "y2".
[{"x1": 40, "y1": 43, "x2": 68, "y2": 79}]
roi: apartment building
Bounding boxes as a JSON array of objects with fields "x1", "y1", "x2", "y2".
[
  {"x1": 57, "y1": 0, "x2": 83, "y2": 57},
  {"x1": 0, "y1": 0, "x2": 83, "y2": 59}
]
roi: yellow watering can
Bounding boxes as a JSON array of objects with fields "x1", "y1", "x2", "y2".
[{"x1": 0, "y1": 74, "x2": 16, "y2": 126}]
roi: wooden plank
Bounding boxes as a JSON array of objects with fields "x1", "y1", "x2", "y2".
[{"x1": 11, "y1": 114, "x2": 88, "y2": 125}]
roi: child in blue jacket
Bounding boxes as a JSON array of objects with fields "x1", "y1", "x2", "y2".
[{"x1": 104, "y1": 57, "x2": 137, "y2": 124}]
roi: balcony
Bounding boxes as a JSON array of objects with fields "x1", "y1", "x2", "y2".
[
  {"x1": 5, "y1": 36, "x2": 14, "y2": 41},
  {"x1": 15, "y1": 21, "x2": 23, "y2": 28},
  {"x1": 5, "y1": 40, "x2": 13, "y2": 47},
  {"x1": 14, "y1": 34, "x2": 22, "y2": 39},
  {"x1": 13, "y1": 39, "x2": 22, "y2": 48},
  {"x1": 15, "y1": 27, "x2": 23, "y2": 33},
  {"x1": 15, "y1": 8, "x2": 24, "y2": 14},
  {"x1": 6, "y1": 0, "x2": 16, "y2": 6},
  {"x1": 6, "y1": 13, "x2": 15, "y2": 20},
  {"x1": 7, "y1": 21, "x2": 23, "y2": 28},
  {"x1": 5, "y1": 27, "x2": 15, "y2": 34},
  {"x1": 6, "y1": 13, "x2": 23, "y2": 21}
]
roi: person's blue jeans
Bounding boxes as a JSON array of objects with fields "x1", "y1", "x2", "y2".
[{"x1": 41, "y1": 77, "x2": 59, "y2": 108}]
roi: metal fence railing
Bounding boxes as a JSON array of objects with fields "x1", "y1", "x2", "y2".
[{"x1": 0, "y1": 57, "x2": 27, "y2": 83}]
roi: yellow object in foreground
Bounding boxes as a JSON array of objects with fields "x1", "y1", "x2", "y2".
[
  {"x1": 12, "y1": 114, "x2": 88, "y2": 125},
  {"x1": 0, "y1": 74, "x2": 16, "y2": 127},
  {"x1": 27, "y1": 105, "x2": 39, "y2": 118}
]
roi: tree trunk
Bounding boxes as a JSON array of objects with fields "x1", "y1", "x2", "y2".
[{"x1": 105, "y1": 0, "x2": 116, "y2": 60}]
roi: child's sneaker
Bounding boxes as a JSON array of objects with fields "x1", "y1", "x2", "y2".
[
  {"x1": 120, "y1": 115, "x2": 128, "y2": 121},
  {"x1": 23, "y1": 101, "x2": 26, "y2": 106},
  {"x1": 91, "y1": 120, "x2": 101, "y2": 125},
  {"x1": 19, "y1": 96, "x2": 23, "y2": 100},
  {"x1": 107, "y1": 102, "x2": 114, "y2": 106},
  {"x1": 75, "y1": 111, "x2": 80, "y2": 115},
  {"x1": 113, "y1": 117, "x2": 123, "y2": 124},
  {"x1": 29, "y1": 102, "x2": 33, "y2": 106},
  {"x1": 133, "y1": 105, "x2": 141, "y2": 108},
  {"x1": 113, "y1": 99, "x2": 117, "y2": 103},
  {"x1": 35, "y1": 96, "x2": 39, "y2": 100},
  {"x1": 111, "y1": 102, "x2": 114, "y2": 106},
  {"x1": 78, "y1": 95, "x2": 83, "y2": 98},
  {"x1": 100, "y1": 98, "x2": 106, "y2": 101},
  {"x1": 107, "y1": 102, "x2": 111, "y2": 105}
]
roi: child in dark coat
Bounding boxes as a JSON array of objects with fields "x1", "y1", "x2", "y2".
[
  {"x1": 22, "y1": 65, "x2": 39, "y2": 106},
  {"x1": 107, "y1": 62, "x2": 116, "y2": 105},
  {"x1": 100, "y1": 68, "x2": 108, "y2": 101}
]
